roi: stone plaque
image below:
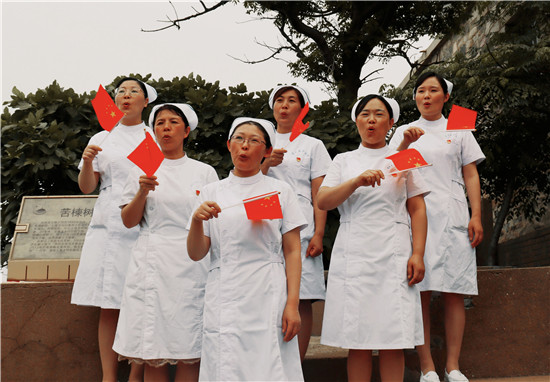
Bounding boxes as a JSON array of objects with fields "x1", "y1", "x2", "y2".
[{"x1": 7, "y1": 195, "x2": 97, "y2": 281}]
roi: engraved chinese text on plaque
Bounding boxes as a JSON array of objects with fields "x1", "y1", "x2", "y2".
[{"x1": 7, "y1": 195, "x2": 97, "y2": 281}]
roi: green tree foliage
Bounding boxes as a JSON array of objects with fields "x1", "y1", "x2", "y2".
[
  {"x1": 2, "y1": 82, "x2": 96, "y2": 264},
  {"x1": 1, "y1": 74, "x2": 354, "y2": 266},
  {"x1": 147, "y1": 1, "x2": 474, "y2": 112},
  {"x1": 386, "y1": 2, "x2": 550, "y2": 264}
]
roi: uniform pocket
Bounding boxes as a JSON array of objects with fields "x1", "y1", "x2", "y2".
[{"x1": 449, "y1": 180, "x2": 469, "y2": 231}]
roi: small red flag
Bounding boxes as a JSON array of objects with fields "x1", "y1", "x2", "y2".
[
  {"x1": 127, "y1": 132, "x2": 164, "y2": 177},
  {"x1": 289, "y1": 103, "x2": 310, "y2": 142},
  {"x1": 447, "y1": 105, "x2": 477, "y2": 131},
  {"x1": 243, "y1": 191, "x2": 283, "y2": 220},
  {"x1": 91, "y1": 85, "x2": 124, "y2": 131},
  {"x1": 386, "y1": 148, "x2": 430, "y2": 173}
]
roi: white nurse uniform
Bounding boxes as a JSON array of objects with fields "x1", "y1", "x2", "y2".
[
  {"x1": 389, "y1": 116, "x2": 485, "y2": 294},
  {"x1": 196, "y1": 171, "x2": 307, "y2": 381},
  {"x1": 320, "y1": 145, "x2": 429, "y2": 349},
  {"x1": 113, "y1": 155, "x2": 218, "y2": 362},
  {"x1": 71, "y1": 123, "x2": 153, "y2": 308},
  {"x1": 266, "y1": 132, "x2": 332, "y2": 300}
]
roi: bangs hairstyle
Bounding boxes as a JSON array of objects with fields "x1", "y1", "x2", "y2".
[
  {"x1": 414, "y1": 71, "x2": 449, "y2": 95},
  {"x1": 354, "y1": 95, "x2": 393, "y2": 120},
  {"x1": 152, "y1": 104, "x2": 190, "y2": 128},
  {"x1": 273, "y1": 86, "x2": 306, "y2": 108},
  {"x1": 115, "y1": 77, "x2": 148, "y2": 98},
  {"x1": 231, "y1": 121, "x2": 272, "y2": 149}
]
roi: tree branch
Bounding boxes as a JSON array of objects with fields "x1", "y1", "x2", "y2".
[{"x1": 142, "y1": 0, "x2": 229, "y2": 32}]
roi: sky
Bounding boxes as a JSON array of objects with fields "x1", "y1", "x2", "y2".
[{"x1": 2, "y1": 1, "x2": 432, "y2": 107}]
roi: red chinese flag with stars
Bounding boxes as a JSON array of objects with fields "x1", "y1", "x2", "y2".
[
  {"x1": 447, "y1": 105, "x2": 477, "y2": 131},
  {"x1": 289, "y1": 103, "x2": 310, "y2": 142},
  {"x1": 243, "y1": 191, "x2": 283, "y2": 220},
  {"x1": 386, "y1": 148, "x2": 429, "y2": 172},
  {"x1": 127, "y1": 132, "x2": 164, "y2": 177},
  {"x1": 91, "y1": 85, "x2": 124, "y2": 131}
]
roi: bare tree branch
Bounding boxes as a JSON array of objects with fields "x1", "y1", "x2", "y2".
[
  {"x1": 142, "y1": 0, "x2": 229, "y2": 32},
  {"x1": 359, "y1": 68, "x2": 384, "y2": 84}
]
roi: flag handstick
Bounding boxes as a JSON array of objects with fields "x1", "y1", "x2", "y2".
[
  {"x1": 222, "y1": 191, "x2": 280, "y2": 210},
  {"x1": 144, "y1": 128, "x2": 153, "y2": 168},
  {"x1": 280, "y1": 103, "x2": 310, "y2": 150},
  {"x1": 387, "y1": 163, "x2": 433, "y2": 175}
]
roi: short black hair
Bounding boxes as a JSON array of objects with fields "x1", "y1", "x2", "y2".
[
  {"x1": 413, "y1": 71, "x2": 449, "y2": 95},
  {"x1": 152, "y1": 105, "x2": 190, "y2": 128},
  {"x1": 231, "y1": 121, "x2": 272, "y2": 149},
  {"x1": 115, "y1": 77, "x2": 148, "y2": 98},
  {"x1": 273, "y1": 86, "x2": 306, "y2": 108},
  {"x1": 354, "y1": 95, "x2": 393, "y2": 120}
]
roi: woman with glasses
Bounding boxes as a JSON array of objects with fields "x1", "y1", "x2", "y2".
[
  {"x1": 113, "y1": 103, "x2": 218, "y2": 382},
  {"x1": 261, "y1": 85, "x2": 332, "y2": 360},
  {"x1": 187, "y1": 118, "x2": 306, "y2": 381},
  {"x1": 72, "y1": 77, "x2": 157, "y2": 382}
]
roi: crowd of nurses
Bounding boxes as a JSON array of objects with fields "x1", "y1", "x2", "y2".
[{"x1": 72, "y1": 72, "x2": 484, "y2": 382}]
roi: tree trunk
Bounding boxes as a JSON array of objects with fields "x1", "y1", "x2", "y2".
[{"x1": 487, "y1": 178, "x2": 515, "y2": 266}]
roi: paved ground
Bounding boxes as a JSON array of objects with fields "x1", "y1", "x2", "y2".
[
  {"x1": 471, "y1": 377, "x2": 549, "y2": 382},
  {"x1": 305, "y1": 337, "x2": 549, "y2": 382}
]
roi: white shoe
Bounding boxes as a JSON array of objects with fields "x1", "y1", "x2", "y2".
[
  {"x1": 420, "y1": 370, "x2": 440, "y2": 382},
  {"x1": 444, "y1": 369, "x2": 469, "y2": 382}
]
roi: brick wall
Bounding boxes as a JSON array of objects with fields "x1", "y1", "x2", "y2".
[{"x1": 498, "y1": 227, "x2": 550, "y2": 267}]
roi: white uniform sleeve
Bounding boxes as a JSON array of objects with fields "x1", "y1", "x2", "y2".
[
  {"x1": 280, "y1": 185, "x2": 308, "y2": 234},
  {"x1": 119, "y1": 167, "x2": 141, "y2": 208},
  {"x1": 461, "y1": 132, "x2": 485, "y2": 166},
  {"x1": 206, "y1": 166, "x2": 220, "y2": 184},
  {"x1": 310, "y1": 139, "x2": 332, "y2": 180},
  {"x1": 405, "y1": 169, "x2": 430, "y2": 199},
  {"x1": 321, "y1": 154, "x2": 343, "y2": 188},
  {"x1": 77, "y1": 131, "x2": 110, "y2": 171},
  {"x1": 388, "y1": 125, "x2": 406, "y2": 151}
]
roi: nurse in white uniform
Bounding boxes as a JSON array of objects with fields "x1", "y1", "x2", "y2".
[
  {"x1": 71, "y1": 77, "x2": 157, "y2": 382},
  {"x1": 389, "y1": 72, "x2": 485, "y2": 382},
  {"x1": 188, "y1": 118, "x2": 307, "y2": 381},
  {"x1": 318, "y1": 95, "x2": 429, "y2": 382},
  {"x1": 113, "y1": 103, "x2": 218, "y2": 382},
  {"x1": 261, "y1": 85, "x2": 332, "y2": 360}
]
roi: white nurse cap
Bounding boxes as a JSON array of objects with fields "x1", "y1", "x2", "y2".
[
  {"x1": 141, "y1": 82, "x2": 158, "y2": 103},
  {"x1": 228, "y1": 117, "x2": 276, "y2": 147},
  {"x1": 351, "y1": 95, "x2": 400, "y2": 124},
  {"x1": 268, "y1": 84, "x2": 311, "y2": 109},
  {"x1": 149, "y1": 103, "x2": 199, "y2": 131}
]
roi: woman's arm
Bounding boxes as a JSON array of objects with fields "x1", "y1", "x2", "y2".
[
  {"x1": 281, "y1": 227, "x2": 302, "y2": 342},
  {"x1": 260, "y1": 148, "x2": 287, "y2": 174},
  {"x1": 187, "y1": 201, "x2": 220, "y2": 261},
  {"x1": 306, "y1": 176, "x2": 327, "y2": 257},
  {"x1": 78, "y1": 145, "x2": 102, "y2": 194},
  {"x1": 317, "y1": 169, "x2": 385, "y2": 211},
  {"x1": 406, "y1": 194, "x2": 427, "y2": 286},
  {"x1": 463, "y1": 162, "x2": 483, "y2": 247},
  {"x1": 120, "y1": 175, "x2": 159, "y2": 228},
  {"x1": 395, "y1": 127, "x2": 425, "y2": 151}
]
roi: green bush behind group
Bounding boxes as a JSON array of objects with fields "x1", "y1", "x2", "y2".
[{"x1": 2, "y1": 31, "x2": 549, "y2": 267}]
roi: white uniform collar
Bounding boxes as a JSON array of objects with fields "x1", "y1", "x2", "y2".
[
  {"x1": 228, "y1": 169, "x2": 263, "y2": 184},
  {"x1": 163, "y1": 154, "x2": 187, "y2": 166},
  {"x1": 357, "y1": 144, "x2": 391, "y2": 156}
]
